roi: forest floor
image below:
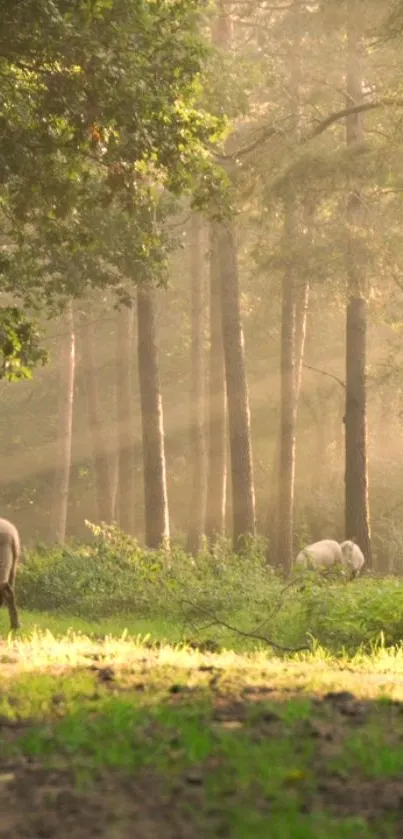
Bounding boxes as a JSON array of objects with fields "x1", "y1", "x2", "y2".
[{"x1": 1, "y1": 617, "x2": 403, "y2": 837}]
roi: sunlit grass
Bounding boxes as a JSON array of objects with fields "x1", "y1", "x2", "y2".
[
  {"x1": 0, "y1": 609, "x2": 183, "y2": 645},
  {"x1": 1, "y1": 622, "x2": 403, "y2": 699}
]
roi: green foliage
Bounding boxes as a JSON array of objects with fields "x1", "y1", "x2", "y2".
[
  {"x1": 0, "y1": 0, "x2": 226, "y2": 363},
  {"x1": 0, "y1": 0, "x2": 221, "y2": 211},
  {"x1": 0, "y1": 307, "x2": 48, "y2": 380},
  {"x1": 18, "y1": 536, "x2": 162, "y2": 618},
  {"x1": 15, "y1": 531, "x2": 403, "y2": 655}
]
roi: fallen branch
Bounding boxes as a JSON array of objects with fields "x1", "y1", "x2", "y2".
[
  {"x1": 179, "y1": 597, "x2": 311, "y2": 654},
  {"x1": 252, "y1": 575, "x2": 306, "y2": 634}
]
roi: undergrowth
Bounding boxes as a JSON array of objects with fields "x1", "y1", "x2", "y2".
[{"x1": 14, "y1": 523, "x2": 403, "y2": 655}]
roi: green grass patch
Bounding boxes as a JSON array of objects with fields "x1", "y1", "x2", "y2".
[
  {"x1": 333, "y1": 724, "x2": 403, "y2": 779},
  {"x1": 1, "y1": 632, "x2": 403, "y2": 837},
  {"x1": 0, "y1": 609, "x2": 182, "y2": 646}
]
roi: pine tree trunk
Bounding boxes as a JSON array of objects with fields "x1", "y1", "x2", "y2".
[
  {"x1": 137, "y1": 284, "x2": 170, "y2": 549},
  {"x1": 344, "y1": 0, "x2": 372, "y2": 567},
  {"x1": 205, "y1": 222, "x2": 227, "y2": 542},
  {"x1": 345, "y1": 298, "x2": 371, "y2": 561},
  {"x1": 110, "y1": 449, "x2": 119, "y2": 522},
  {"x1": 51, "y1": 302, "x2": 75, "y2": 542},
  {"x1": 82, "y1": 313, "x2": 113, "y2": 522},
  {"x1": 116, "y1": 304, "x2": 136, "y2": 534},
  {"x1": 218, "y1": 220, "x2": 255, "y2": 548},
  {"x1": 294, "y1": 277, "x2": 310, "y2": 404},
  {"x1": 265, "y1": 272, "x2": 309, "y2": 555},
  {"x1": 270, "y1": 6, "x2": 304, "y2": 572},
  {"x1": 276, "y1": 197, "x2": 297, "y2": 574},
  {"x1": 186, "y1": 214, "x2": 207, "y2": 554}
]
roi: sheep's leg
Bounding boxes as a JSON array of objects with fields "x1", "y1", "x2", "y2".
[
  {"x1": 0, "y1": 566, "x2": 15, "y2": 608},
  {"x1": 1, "y1": 584, "x2": 20, "y2": 631},
  {"x1": 8, "y1": 562, "x2": 16, "y2": 589}
]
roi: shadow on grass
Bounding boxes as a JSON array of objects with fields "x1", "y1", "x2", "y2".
[{"x1": 1, "y1": 659, "x2": 403, "y2": 838}]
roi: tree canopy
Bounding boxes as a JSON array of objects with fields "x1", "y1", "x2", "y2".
[{"x1": 0, "y1": 0, "x2": 223, "y2": 375}]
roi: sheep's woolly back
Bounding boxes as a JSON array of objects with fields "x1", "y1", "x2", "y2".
[
  {"x1": 340, "y1": 540, "x2": 365, "y2": 576},
  {"x1": 0, "y1": 518, "x2": 20, "y2": 585},
  {"x1": 295, "y1": 539, "x2": 343, "y2": 570}
]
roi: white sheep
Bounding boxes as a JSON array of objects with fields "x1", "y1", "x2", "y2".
[
  {"x1": 339, "y1": 540, "x2": 365, "y2": 578},
  {"x1": 294, "y1": 538, "x2": 365, "y2": 579},
  {"x1": 295, "y1": 539, "x2": 343, "y2": 572}
]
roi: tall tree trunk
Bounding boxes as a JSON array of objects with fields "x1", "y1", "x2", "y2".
[
  {"x1": 51, "y1": 302, "x2": 75, "y2": 542},
  {"x1": 186, "y1": 214, "x2": 207, "y2": 554},
  {"x1": 271, "y1": 3, "x2": 304, "y2": 573},
  {"x1": 345, "y1": 0, "x2": 372, "y2": 566},
  {"x1": 276, "y1": 196, "x2": 297, "y2": 573},
  {"x1": 205, "y1": 222, "x2": 227, "y2": 542},
  {"x1": 294, "y1": 263, "x2": 311, "y2": 403},
  {"x1": 116, "y1": 304, "x2": 136, "y2": 534},
  {"x1": 110, "y1": 449, "x2": 119, "y2": 521},
  {"x1": 82, "y1": 312, "x2": 113, "y2": 522},
  {"x1": 218, "y1": 220, "x2": 256, "y2": 548},
  {"x1": 265, "y1": 269, "x2": 309, "y2": 554},
  {"x1": 137, "y1": 284, "x2": 170, "y2": 549}
]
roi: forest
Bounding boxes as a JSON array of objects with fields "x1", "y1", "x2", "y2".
[
  {"x1": 1, "y1": 0, "x2": 403, "y2": 576},
  {"x1": 3, "y1": 1, "x2": 403, "y2": 837}
]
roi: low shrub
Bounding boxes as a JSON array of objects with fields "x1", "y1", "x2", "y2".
[{"x1": 15, "y1": 523, "x2": 403, "y2": 654}]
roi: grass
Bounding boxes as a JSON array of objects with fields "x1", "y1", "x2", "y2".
[
  {"x1": 0, "y1": 608, "x2": 183, "y2": 646},
  {"x1": 2, "y1": 619, "x2": 403, "y2": 837}
]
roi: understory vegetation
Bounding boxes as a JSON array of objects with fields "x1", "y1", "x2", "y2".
[{"x1": 10, "y1": 527, "x2": 403, "y2": 656}]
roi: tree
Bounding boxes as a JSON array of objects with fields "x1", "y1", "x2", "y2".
[
  {"x1": 50, "y1": 302, "x2": 75, "y2": 542},
  {"x1": 276, "y1": 193, "x2": 297, "y2": 573},
  {"x1": 81, "y1": 309, "x2": 114, "y2": 523},
  {"x1": 186, "y1": 214, "x2": 207, "y2": 554},
  {"x1": 116, "y1": 303, "x2": 136, "y2": 534},
  {"x1": 218, "y1": 219, "x2": 256, "y2": 547},
  {"x1": 205, "y1": 222, "x2": 227, "y2": 541},
  {"x1": 275, "y1": 4, "x2": 304, "y2": 574},
  {"x1": 210, "y1": 0, "x2": 256, "y2": 549},
  {"x1": 137, "y1": 285, "x2": 170, "y2": 549},
  {"x1": 0, "y1": 0, "x2": 223, "y2": 355},
  {"x1": 344, "y1": 0, "x2": 372, "y2": 566}
]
